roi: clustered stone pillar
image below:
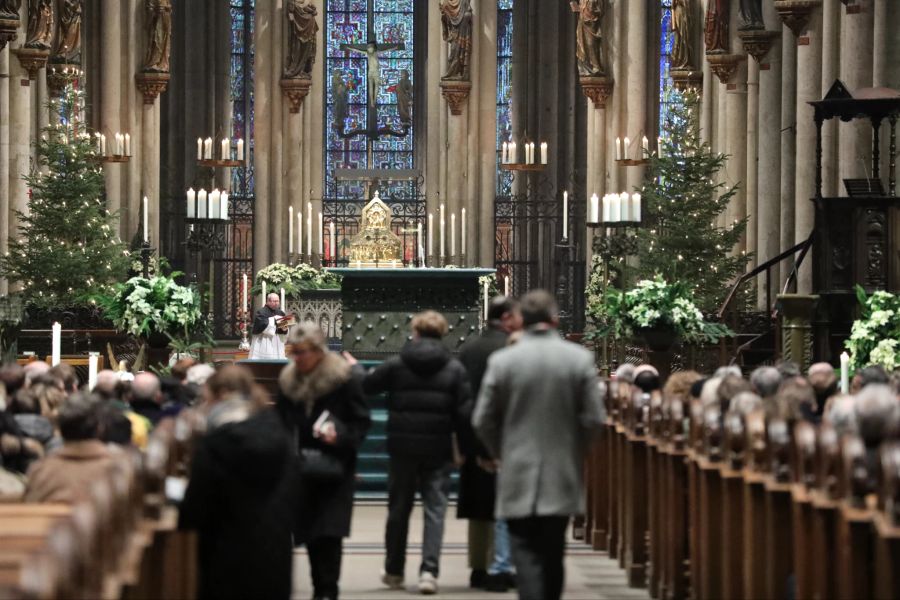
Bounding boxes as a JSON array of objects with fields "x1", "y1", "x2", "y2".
[
  {"x1": 8, "y1": 5, "x2": 29, "y2": 295},
  {"x1": 253, "y1": 0, "x2": 273, "y2": 275},
  {"x1": 778, "y1": 23, "x2": 797, "y2": 290}
]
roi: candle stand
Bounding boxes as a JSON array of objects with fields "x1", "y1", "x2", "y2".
[
  {"x1": 139, "y1": 241, "x2": 156, "y2": 279},
  {"x1": 555, "y1": 238, "x2": 576, "y2": 331},
  {"x1": 186, "y1": 219, "x2": 228, "y2": 326}
]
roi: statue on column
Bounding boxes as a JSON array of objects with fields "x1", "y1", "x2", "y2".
[
  {"x1": 737, "y1": 0, "x2": 764, "y2": 31},
  {"x1": 331, "y1": 69, "x2": 348, "y2": 133},
  {"x1": 0, "y1": 0, "x2": 21, "y2": 19},
  {"x1": 703, "y1": 0, "x2": 729, "y2": 54},
  {"x1": 395, "y1": 69, "x2": 412, "y2": 126},
  {"x1": 51, "y1": 0, "x2": 81, "y2": 63},
  {"x1": 440, "y1": 0, "x2": 473, "y2": 81},
  {"x1": 571, "y1": 0, "x2": 606, "y2": 76},
  {"x1": 671, "y1": 0, "x2": 692, "y2": 69},
  {"x1": 142, "y1": 0, "x2": 172, "y2": 73},
  {"x1": 283, "y1": 0, "x2": 318, "y2": 79},
  {"x1": 26, "y1": 0, "x2": 53, "y2": 49}
]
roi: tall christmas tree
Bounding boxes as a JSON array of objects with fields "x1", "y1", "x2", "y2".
[
  {"x1": 1, "y1": 84, "x2": 129, "y2": 309},
  {"x1": 634, "y1": 90, "x2": 749, "y2": 311}
]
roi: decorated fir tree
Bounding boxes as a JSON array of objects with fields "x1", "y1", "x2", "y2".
[
  {"x1": 1, "y1": 84, "x2": 129, "y2": 309},
  {"x1": 634, "y1": 90, "x2": 749, "y2": 311}
]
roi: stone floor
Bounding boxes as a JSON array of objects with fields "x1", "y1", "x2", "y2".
[{"x1": 291, "y1": 504, "x2": 650, "y2": 599}]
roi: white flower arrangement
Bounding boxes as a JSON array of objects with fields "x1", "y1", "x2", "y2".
[
  {"x1": 846, "y1": 286, "x2": 900, "y2": 371},
  {"x1": 97, "y1": 273, "x2": 202, "y2": 338},
  {"x1": 252, "y1": 262, "x2": 341, "y2": 296}
]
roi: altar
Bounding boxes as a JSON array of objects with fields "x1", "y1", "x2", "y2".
[{"x1": 329, "y1": 267, "x2": 494, "y2": 360}]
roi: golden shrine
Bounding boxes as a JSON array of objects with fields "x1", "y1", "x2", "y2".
[{"x1": 348, "y1": 192, "x2": 403, "y2": 268}]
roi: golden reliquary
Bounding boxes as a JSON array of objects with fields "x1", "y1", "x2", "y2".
[{"x1": 348, "y1": 192, "x2": 403, "y2": 268}]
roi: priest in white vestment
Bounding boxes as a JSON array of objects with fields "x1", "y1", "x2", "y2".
[{"x1": 249, "y1": 293, "x2": 288, "y2": 359}]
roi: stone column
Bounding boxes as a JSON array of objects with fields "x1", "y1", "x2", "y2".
[
  {"x1": 624, "y1": 0, "x2": 646, "y2": 192},
  {"x1": 140, "y1": 100, "x2": 161, "y2": 249},
  {"x1": 820, "y1": 0, "x2": 840, "y2": 197},
  {"x1": 476, "y1": 1, "x2": 498, "y2": 267},
  {"x1": 308, "y1": 0, "x2": 324, "y2": 264},
  {"x1": 0, "y1": 45, "x2": 9, "y2": 295},
  {"x1": 9, "y1": 10, "x2": 30, "y2": 294},
  {"x1": 426, "y1": 0, "x2": 443, "y2": 247},
  {"x1": 838, "y1": 0, "x2": 874, "y2": 182},
  {"x1": 756, "y1": 5, "x2": 783, "y2": 303},
  {"x1": 745, "y1": 58, "x2": 758, "y2": 267},
  {"x1": 794, "y1": 7, "x2": 823, "y2": 293},
  {"x1": 873, "y1": 0, "x2": 887, "y2": 86},
  {"x1": 253, "y1": 0, "x2": 273, "y2": 274},
  {"x1": 779, "y1": 24, "x2": 797, "y2": 289},
  {"x1": 716, "y1": 83, "x2": 727, "y2": 228},
  {"x1": 700, "y1": 1, "x2": 713, "y2": 146},
  {"x1": 606, "y1": 0, "x2": 624, "y2": 196},
  {"x1": 270, "y1": 0, "x2": 284, "y2": 264},
  {"x1": 101, "y1": 0, "x2": 122, "y2": 220},
  {"x1": 125, "y1": 0, "x2": 142, "y2": 242}
]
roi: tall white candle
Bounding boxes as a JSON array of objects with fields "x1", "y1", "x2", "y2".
[
  {"x1": 562, "y1": 191, "x2": 568, "y2": 240},
  {"x1": 417, "y1": 222, "x2": 423, "y2": 265},
  {"x1": 197, "y1": 137, "x2": 203, "y2": 160},
  {"x1": 591, "y1": 193, "x2": 601, "y2": 224},
  {"x1": 319, "y1": 211, "x2": 324, "y2": 255},
  {"x1": 221, "y1": 138, "x2": 230, "y2": 160},
  {"x1": 51, "y1": 322, "x2": 61, "y2": 366},
  {"x1": 100, "y1": 134, "x2": 106, "y2": 156},
  {"x1": 198, "y1": 189, "x2": 208, "y2": 218},
  {"x1": 210, "y1": 189, "x2": 220, "y2": 221},
  {"x1": 124, "y1": 133, "x2": 131, "y2": 157},
  {"x1": 280, "y1": 287, "x2": 285, "y2": 310},
  {"x1": 116, "y1": 133, "x2": 124, "y2": 156},
  {"x1": 620, "y1": 191, "x2": 630, "y2": 221},
  {"x1": 630, "y1": 193, "x2": 641, "y2": 223},
  {"x1": 509, "y1": 141, "x2": 517, "y2": 164},
  {"x1": 440, "y1": 203, "x2": 446, "y2": 258},
  {"x1": 502, "y1": 142, "x2": 508, "y2": 164},
  {"x1": 298, "y1": 212, "x2": 303, "y2": 257},
  {"x1": 612, "y1": 192, "x2": 624, "y2": 222},
  {"x1": 615, "y1": 137, "x2": 622, "y2": 161},
  {"x1": 658, "y1": 136, "x2": 664, "y2": 158},
  {"x1": 461, "y1": 208, "x2": 467, "y2": 257},
  {"x1": 540, "y1": 142, "x2": 548, "y2": 165},
  {"x1": 329, "y1": 220, "x2": 336, "y2": 260},
  {"x1": 186, "y1": 188, "x2": 196, "y2": 218},
  {"x1": 450, "y1": 213, "x2": 456, "y2": 257},
  {"x1": 142, "y1": 196, "x2": 149, "y2": 242},
  {"x1": 840, "y1": 352, "x2": 850, "y2": 394},
  {"x1": 288, "y1": 206, "x2": 294, "y2": 254},
  {"x1": 483, "y1": 280, "x2": 489, "y2": 321},
  {"x1": 428, "y1": 213, "x2": 434, "y2": 258},
  {"x1": 204, "y1": 137, "x2": 213, "y2": 159},
  {"x1": 262, "y1": 280, "x2": 267, "y2": 304},
  {"x1": 642, "y1": 135, "x2": 649, "y2": 156},
  {"x1": 237, "y1": 138, "x2": 244, "y2": 161},
  {"x1": 307, "y1": 210, "x2": 312, "y2": 257},
  {"x1": 504, "y1": 275, "x2": 510, "y2": 297},
  {"x1": 624, "y1": 136, "x2": 631, "y2": 160},
  {"x1": 242, "y1": 274, "x2": 248, "y2": 313},
  {"x1": 88, "y1": 352, "x2": 99, "y2": 391},
  {"x1": 220, "y1": 192, "x2": 229, "y2": 220}
]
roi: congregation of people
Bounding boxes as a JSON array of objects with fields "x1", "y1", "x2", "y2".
[{"x1": 1, "y1": 288, "x2": 898, "y2": 600}]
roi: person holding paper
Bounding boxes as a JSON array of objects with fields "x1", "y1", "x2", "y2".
[{"x1": 249, "y1": 293, "x2": 289, "y2": 360}]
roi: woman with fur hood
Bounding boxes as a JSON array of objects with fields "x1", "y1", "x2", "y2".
[{"x1": 277, "y1": 323, "x2": 371, "y2": 600}]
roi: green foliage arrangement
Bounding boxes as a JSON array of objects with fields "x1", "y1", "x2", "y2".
[
  {"x1": 0, "y1": 84, "x2": 129, "y2": 309},
  {"x1": 591, "y1": 276, "x2": 732, "y2": 345},
  {"x1": 846, "y1": 286, "x2": 900, "y2": 371},
  {"x1": 251, "y1": 262, "x2": 341, "y2": 296}
]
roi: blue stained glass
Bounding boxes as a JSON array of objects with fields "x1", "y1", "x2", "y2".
[
  {"x1": 375, "y1": 0, "x2": 414, "y2": 12},
  {"x1": 659, "y1": 1, "x2": 675, "y2": 139},
  {"x1": 496, "y1": 0, "x2": 514, "y2": 196}
]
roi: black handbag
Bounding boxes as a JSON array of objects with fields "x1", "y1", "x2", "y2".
[{"x1": 299, "y1": 448, "x2": 345, "y2": 482}]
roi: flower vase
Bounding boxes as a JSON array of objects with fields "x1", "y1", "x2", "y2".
[
  {"x1": 636, "y1": 326, "x2": 679, "y2": 353},
  {"x1": 144, "y1": 331, "x2": 170, "y2": 370}
]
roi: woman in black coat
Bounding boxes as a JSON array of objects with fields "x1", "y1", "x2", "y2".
[
  {"x1": 277, "y1": 323, "x2": 371, "y2": 600},
  {"x1": 179, "y1": 366, "x2": 296, "y2": 600}
]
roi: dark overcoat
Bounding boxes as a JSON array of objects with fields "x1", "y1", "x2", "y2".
[{"x1": 276, "y1": 352, "x2": 371, "y2": 542}]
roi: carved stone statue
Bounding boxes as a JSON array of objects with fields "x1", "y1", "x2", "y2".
[
  {"x1": 670, "y1": 0, "x2": 692, "y2": 69},
  {"x1": 331, "y1": 70, "x2": 348, "y2": 134},
  {"x1": 51, "y1": 0, "x2": 81, "y2": 63},
  {"x1": 440, "y1": 0, "x2": 473, "y2": 81},
  {"x1": 0, "y1": 0, "x2": 21, "y2": 19},
  {"x1": 283, "y1": 0, "x2": 317, "y2": 79},
  {"x1": 703, "y1": 0, "x2": 728, "y2": 54},
  {"x1": 571, "y1": 0, "x2": 605, "y2": 76},
  {"x1": 738, "y1": 0, "x2": 764, "y2": 30},
  {"x1": 26, "y1": 0, "x2": 53, "y2": 49},
  {"x1": 142, "y1": 0, "x2": 172, "y2": 73},
  {"x1": 395, "y1": 69, "x2": 412, "y2": 126}
]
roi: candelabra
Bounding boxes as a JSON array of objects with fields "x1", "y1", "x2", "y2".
[{"x1": 139, "y1": 240, "x2": 155, "y2": 279}]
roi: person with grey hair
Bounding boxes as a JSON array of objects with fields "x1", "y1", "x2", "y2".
[
  {"x1": 278, "y1": 322, "x2": 371, "y2": 600},
  {"x1": 729, "y1": 391, "x2": 763, "y2": 416},
  {"x1": 855, "y1": 384, "x2": 900, "y2": 448},
  {"x1": 186, "y1": 363, "x2": 216, "y2": 388},
  {"x1": 249, "y1": 292, "x2": 288, "y2": 360},
  {"x1": 614, "y1": 363, "x2": 636, "y2": 384},
  {"x1": 749, "y1": 366, "x2": 781, "y2": 399},
  {"x1": 823, "y1": 394, "x2": 858, "y2": 437},
  {"x1": 130, "y1": 372, "x2": 164, "y2": 425},
  {"x1": 713, "y1": 365, "x2": 742, "y2": 379},
  {"x1": 700, "y1": 377, "x2": 723, "y2": 411},
  {"x1": 25, "y1": 393, "x2": 120, "y2": 503}
]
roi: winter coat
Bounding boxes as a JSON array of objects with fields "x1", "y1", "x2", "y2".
[
  {"x1": 178, "y1": 408, "x2": 296, "y2": 600},
  {"x1": 455, "y1": 326, "x2": 508, "y2": 520},
  {"x1": 24, "y1": 440, "x2": 118, "y2": 503},
  {"x1": 277, "y1": 352, "x2": 371, "y2": 542},
  {"x1": 363, "y1": 337, "x2": 472, "y2": 463}
]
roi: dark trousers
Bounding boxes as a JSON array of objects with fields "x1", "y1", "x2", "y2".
[
  {"x1": 507, "y1": 516, "x2": 569, "y2": 600},
  {"x1": 307, "y1": 536, "x2": 343, "y2": 599},
  {"x1": 384, "y1": 456, "x2": 452, "y2": 578}
]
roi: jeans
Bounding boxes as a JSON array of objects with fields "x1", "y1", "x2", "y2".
[
  {"x1": 488, "y1": 519, "x2": 514, "y2": 575},
  {"x1": 507, "y1": 516, "x2": 569, "y2": 600},
  {"x1": 384, "y1": 457, "x2": 452, "y2": 578},
  {"x1": 307, "y1": 536, "x2": 343, "y2": 599}
]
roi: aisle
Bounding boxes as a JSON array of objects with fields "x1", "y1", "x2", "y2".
[{"x1": 292, "y1": 504, "x2": 649, "y2": 599}]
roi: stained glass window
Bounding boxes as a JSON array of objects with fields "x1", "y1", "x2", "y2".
[
  {"x1": 659, "y1": 0, "x2": 675, "y2": 138},
  {"x1": 324, "y1": 0, "x2": 415, "y2": 199},
  {"x1": 496, "y1": 0, "x2": 514, "y2": 196}
]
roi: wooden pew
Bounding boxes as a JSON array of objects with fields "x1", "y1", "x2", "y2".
[
  {"x1": 874, "y1": 441, "x2": 900, "y2": 600},
  {"x1": 720, "y1": 412, "x2": 746, "y2": 600},
  {"x1": 835, "y1": 436, "x2": 876, "y2": 600},
  {"x1": 763, "y1": 419, "x2": 794, "y2": 600},
  {"x1": 623, "y1": 395, "x2": 649, "y2": 588},
  {"x1": 790, "y1": 422, "x2": 817, "y2": 600},
  {"x1": 742, "y1": 411, "x2": 769, "y2": 600},
  {"x1": 696, "y1": 409, "x2": 725, "y2": 600},
  {"x1": 808, "y1": 425, "x2": 842, "y2": 600}
]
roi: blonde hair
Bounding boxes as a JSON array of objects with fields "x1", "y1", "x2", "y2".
[
  {"x1": 411, "y1": 310, "x2": 449, "y2": 339},
  {"x1": 287, "y1": 322, "x2": 328, "y2": 351}
]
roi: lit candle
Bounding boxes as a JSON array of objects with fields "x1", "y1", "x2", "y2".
[
  {"x1": 524, "y1": 143, "x2": 530, "y2": 164},
  {"x1": 237, "y1": 138, "x2": 244, "y2": 161},
  {"x1": 280, "y1": 287, "x2": 285, "y2": 310},
  {"x1": 504, "y1": 275, "x2": 510, "y2": 297},
  {"x1": 289, "y1": 205, "x2": 294, "y2": 254},
  {"x1": 221, "y1": 138, "x2": 230, "y2": 160},
  {"x1": 307, "y1": 207, "x2": 312, "y2": 257},
  {"x1": 297, "y1": 211, "x2": 303, "y2": 257},
  {"x1": 186, "y1": 188, "x2": 196, "y2": 218},
  {"x1": 198, "y1": 189, "x2": 208, "y2": 218},
  {"x1": 509, "y1": 141, "x2": 517, "y2": 164},
  {"x1": 51, "y1": 322, "x2": 61, "y2": 366},
  {"x1": 562, "y1": 191, "x2": 568, "y2": 240},
  {"x1": 601, "y1": 194, "x2": 611, "y2": 223},
  {"x1": 210, "y1": 189, "x2": 220, "y2": 221},
  {"x1": 620, "y1": 191, "x2": 630, "y2": 221},
  {"x1": 329, "y1": 220, "x2": 336, "y2": 260},
  {"x1": 624, "y1": 137, "x2": 631, "y2": 160},
  {"x1": 88, "y1": 352, "x2": 99, "y2": 391},
  {"x1": 428, "y1": 213, "x2": 434, "y2": 259},
  {"x1": 220, "y1": 191, "x2": 229, "y2": 220},
  {"x1": 319, "y1": 211, "x2": 324, "y2": 255},
  {"x1": 642, "y1": 135, "x2": 649, "y2": 156},
  {"x1": 461, "y1": 208, "x2": 467, "y2": 257},
  {"x1": 502, "y1": 142, "x2": 508, "y2": 164},
  {"x1": 124, "y1": 133, "x2": 131, "y2": 157},
  {"x1": 204, "y1": 137, "x2": 213, "y2": 159},
  {"x1": 615, "y1": 137, "x2": 622, "y2": 161},
  {"x1": 417, "y1": 222, "x2": 423, "y2": 265},
  {"x1": 630, "y1": 193, "x2": 641, "y2": 223},
  {"x1": 440, "y1": 203, "x2": 446, "y2": 258},
  {"x1": 540, "y1": 142, "x2": 548, "y2": 165},
  {"x1": 142, "y1": 196, "x2": 149, "y2": 242},
  {"x1": 197, "y1": 137, "x2": 203, "y2": 160},
  {"x1": 242, "y1": 273, "x2": 248, "y2": 313},
  {"x1": 483, "y1": 280, "x2": 489, "y2": 321},
  {"x1": 450, "y1": 213, "x2": 456, "y2": 257},
  {"x1": 590, "y1": 193, "x2": 600, "y2": 224},
  {"x1": 840, "y1": 351, "x2": 850, "y2": 394}
]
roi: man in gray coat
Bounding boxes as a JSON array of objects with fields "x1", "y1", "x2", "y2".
[{"x1": 473, "y1": 289, "x2": 605, "y2": 600}]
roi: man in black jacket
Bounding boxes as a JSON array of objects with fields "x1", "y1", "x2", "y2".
[
  {"x1": 363, "y1": 310, "x2": 472, "y2": 595},
  {"x1": 457, "y1": 296, "x2": 522, "y2": 591}
]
